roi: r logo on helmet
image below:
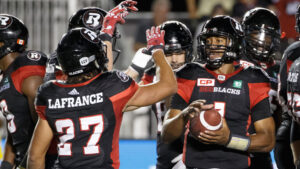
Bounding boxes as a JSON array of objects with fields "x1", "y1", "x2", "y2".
[
  {"x1": 83, "y1": 10, "x2": 103, "y2": 30},
  {"x1": 0, "y1": 16, "x2": 12, "y2": 29},
  {"x1": 80, "y1": 28, "x2": 99, "y2": 43},
  {"x1": 27, "y1": 52, "x2": 41, "y2": 61}
]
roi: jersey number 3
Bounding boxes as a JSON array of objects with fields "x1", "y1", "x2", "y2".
[{"x1": 55, "y1": 114, "x2": 104, "y2": 156}]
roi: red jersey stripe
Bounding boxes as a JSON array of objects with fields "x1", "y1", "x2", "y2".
[
  {"x1": 177, "y1": 78, "x2": 196, "y2": 103},
  {"x1": 109, "y1": 81, "x2": 139, "y2": 169},
  {"x1": 141, "y1": 74, "x2": 154, "y2": 85},
  {"x1": 35, "y1": 105, "x2": 47, "y2": 120},
  {"x1": 11, "y1": 65, "x2": 45, "y2": 94},
  {"x1": 248, "y1": 82, "x2": 270, "y2": 109}
]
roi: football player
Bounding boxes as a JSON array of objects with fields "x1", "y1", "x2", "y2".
[
  {"x1": 139, "y1": 21, "x2": 193, "y2": 169},
  {"x1": 44, "y1": 0, "x2": 138, "y2": 82},
  {"x1": 0, "y1": 14, "x2": 47, "y2": 169},
  {"x1": 27, "y1": 25, "x2": 177, "y2": 169},
  {"x1": 240, "y1": 7, "x2": 283, "y2": 169},
  {"x1": 279, "y1": 4, "x2": 300, "y2": 169},
  {"x1": 162, "y1": 15, "x2": 275, "y2": 169}
]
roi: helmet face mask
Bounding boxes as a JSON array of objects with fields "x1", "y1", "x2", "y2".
[
  {"x1": 197, "y1": 15, "x2": 243, "y2": 70},
  {"x1": 242, "y1": 7, "x2": 280, "y2": 63},
  {"x1": 0, "y1": 14, "x2": 28, "y2": 59},
  {"x1": 296, "y1": 4, "x2": 300, "y2": 33}
]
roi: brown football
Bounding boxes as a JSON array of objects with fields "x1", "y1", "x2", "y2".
[{"x1": 189, "y1": 109, "x2": 222, "y2": 137}]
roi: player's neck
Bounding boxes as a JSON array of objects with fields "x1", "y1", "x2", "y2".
[
  {"x1": 0, "y1": 52, "x2": 20, "y2": 71},
  {"x1": 213, "y1": 63, "x2": 235, "y2": 75}
]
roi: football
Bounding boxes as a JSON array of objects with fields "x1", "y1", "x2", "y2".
[{"x1": 189, "y1": 109, "x2": 222, "y2": 137}]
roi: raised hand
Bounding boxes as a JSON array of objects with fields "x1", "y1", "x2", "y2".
[
  {"x1": 145, "y1": 26, "x2": 165, "y2": 54},
  {"x1": 101, "y1": 0, "x2": 138, "y2": 39}
]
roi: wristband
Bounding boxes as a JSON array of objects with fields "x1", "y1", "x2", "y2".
[
  {"x1": 0, "y1": 161, "x2": 13, "y2": 169},
  {"x1": 225, "y1": 133, "x2": 250, "y2": 151}
]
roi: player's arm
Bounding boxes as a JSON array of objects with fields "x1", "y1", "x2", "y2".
[
  {"x1": 124, "y1": 26, "x2": 177, "y2": 110},
  {"x1": 22, "y1": 75, "x2": 44, "y2": 123},
  {"x1": 124, "y1": 49, "x2": 176, "y2": 110},
  {"x1": 248, "y1": 116, "x2": 275, "y2": 152},
  {"x1": 162, "y1": 100, "x2": 213, "y2": 143},
  {"x1": 290, "y1": 120, "x2": 300, "y2": 166},
  {"x1": 1, "y1": 132, "x2": 15, "y2": 169},
  {"x1": 103, "y1": 41, "x2": 113, "y2": 71},
  {"x1": 27, "y1": 118, "x2": 53, "y2": 169}
]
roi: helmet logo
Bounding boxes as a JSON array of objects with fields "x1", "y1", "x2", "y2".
[
  {"x1": 0, "y1": 16, "x2": 12, "y2": 29},
  {"x1": 80, "y1": 28, "x2": 99, "y2": 43},
  {"x1": 83, "y1": 11, "x2": 103, "y2": 30},
  {"x1": 27, "y1": 52, "x2": 41, "y2": 61},
  {"x1": 79, "y1": 57, "x2": 89, "y2": 66},
  {"x1": 116, "y1": 71, "x2": 129, "y2": 82}
]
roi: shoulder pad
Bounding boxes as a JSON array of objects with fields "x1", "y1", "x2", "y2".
[
  {"x1": 283, "y1": 41, "x2": 300, "y2": 61},
  {"x1": 16, "y1": 50, "x2": 47, "y2": 66},
  {"x1": 175, "y1": 62, "x2": 205, "y2": 80},
  {"x1": 244, "y1": 65, "x2": 270, "y2": 83}
]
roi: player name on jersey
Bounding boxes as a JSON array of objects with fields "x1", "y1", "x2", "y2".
[{"x1": 48, "y1": 92, "x2": 103, "y2": 109}]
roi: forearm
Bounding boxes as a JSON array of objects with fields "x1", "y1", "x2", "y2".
[
  {"x1": 104, "y1": 41, "x2": 113, "y2": 71},
  {"x1": 162, "y1": 111, "x2": 186, "y2": 143},
  {"x1": 248, "y1": 130, "x2": 275, "y2": 152},
  {"x1": 291, "y1": 140, "x2": 300, "y2": 165},
  {"x1": 3, "y1": 136, "x2": 15, "y2": 166},
  {"x1": 27, "y1": 155, "x2": 45, "y2": 169},
  {"x1": 152, "y1": 50, "x2": 177, "y2": 93}
]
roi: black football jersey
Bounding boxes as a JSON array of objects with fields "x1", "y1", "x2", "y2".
[
  {"x1": 35, "y1": 71, "x2": 138, "y2": 169},
  {"x1": 278, "y1": 41, "x2": 300, "y2": 122},
  {"x1": 0, "y1": 50, "x2": 46, "y2": 161},
  {"x1": 171, "y1": 63, "x2": 271, "y2": 169},
  {"x1": 287, "y1": 57, "x2": 300, "y2": 124},
  {"x1": 142, "y1": 67, "x2": 184, "y2": 169}
]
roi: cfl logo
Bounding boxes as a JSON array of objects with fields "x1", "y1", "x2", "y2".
[{"x1": 27, "y1": 52, "x2": 41, "y2": 61}]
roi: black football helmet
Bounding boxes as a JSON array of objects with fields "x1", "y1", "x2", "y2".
[
  {"x1": 0, "y1": 14, "x2": 28, "y2": 59},
  {"x1": 57, "y1": 28, "x2": 108, "y2": 76},
  {"x1": 68, "y1": 7, "x2": 120, "y2": 63},
  {"x1": 160, "y1": 21, "x2": 193, "y2": 62},
  {"x1": 68, "y1": 7, "x2": 106, "y2": 34},
  {"x1": 296, "y1": 4, "x2": 300, "y2": 33},
  {"x1": 242, "y1": 7, "x2": 280, "y2": 62},
  {"x1": 197, "y1": 15, "x2": 243, "y2": 70}
]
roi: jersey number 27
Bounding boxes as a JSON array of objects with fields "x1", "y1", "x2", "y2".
[{"x1": 55, "y1": 114, "x2": 104, "y2": 156}]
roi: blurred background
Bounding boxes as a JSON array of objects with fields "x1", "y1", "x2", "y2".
[{"x1": 0, "y1": 0, "x2": 299, "y2": 168}]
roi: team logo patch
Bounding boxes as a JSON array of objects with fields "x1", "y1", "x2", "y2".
[
  {"x1": 80, "y1": 28, "x2": 100, "y2": 43},
  {"x1": 233, "y1": 80, "x2": 242, "y2": 89},
  {"x1": 197, "y1": 78, "x2": 215, "y2": 86},
  {"x1": 27, "y1": 52, "x2": 41, "y2": 61},
  {"x1": 83, "y1": 10, "x2": 103, "y2": 30},
  {"x1": 116, "y1": 71, "x2": 129, "y2": 82},
  {"x1": 217, "y1": 75, "x2": 225, "y2": 81},
  {"x1": 0, "y1": 16, "x2": 12, "y2": 29}
]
